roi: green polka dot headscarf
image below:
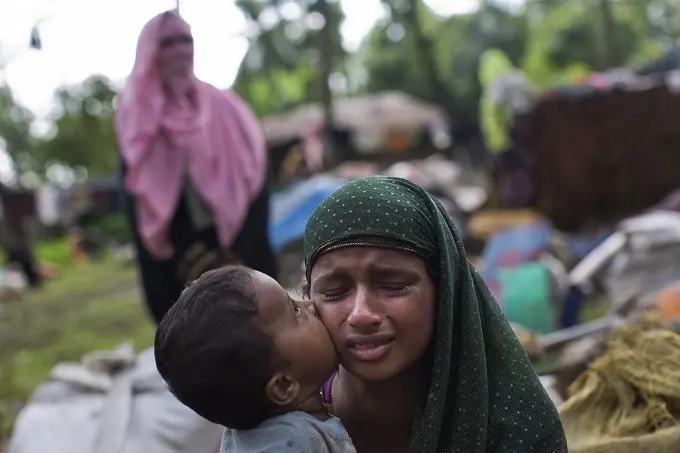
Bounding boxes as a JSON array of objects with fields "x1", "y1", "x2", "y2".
[{"x1": 304, "y1": 176, "x2": 567, "y2": 453}]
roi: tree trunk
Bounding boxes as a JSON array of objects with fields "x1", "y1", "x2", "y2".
[
  {"x1": 317, "y1": 0, "x2": 336, "y2": 163},
  {"x1": 598, "y1": 0, "x2": 618, "y2": 68},
  {"x1": 382, "y1": 0, "x2": 456, "y2": 115}
]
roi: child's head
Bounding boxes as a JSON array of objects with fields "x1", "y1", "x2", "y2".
[{"x1": 154, "y1": 265, "x2": 337, "y2": 429}]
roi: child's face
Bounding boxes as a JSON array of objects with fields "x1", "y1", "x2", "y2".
[{"x1": 250, "y1": 270, "x2": 338, "y2": 395}]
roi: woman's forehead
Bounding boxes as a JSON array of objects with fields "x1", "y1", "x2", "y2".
[{"x1": 312, "y1": 246, "x2": 425, "y2": 276}]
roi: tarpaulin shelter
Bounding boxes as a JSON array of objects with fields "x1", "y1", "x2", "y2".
[
  {"x1": 506, "y1": 66, "x2": 680, "y2": 231},
  {"x1": 262, "y1": 92, "x2": 451, "y2": 183}
]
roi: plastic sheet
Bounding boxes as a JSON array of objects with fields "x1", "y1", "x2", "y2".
[{"x1": 9, "y1": 346, "x2": 223, "y2": 453}]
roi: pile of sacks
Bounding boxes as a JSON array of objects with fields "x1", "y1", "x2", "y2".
[
  {"x1": 9, "y1": 344, "x2": 223, "y2": 453},
  {"x1": 559, "y1": 311, "x2": 680, "y2": 452}
]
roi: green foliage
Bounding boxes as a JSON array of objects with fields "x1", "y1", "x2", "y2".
[
  {"x1": 352, "y1": 2, "x2": 529, "y2": 122},
  {"x1": 33, "y1": 238, "x2": 71, "y2": 268},
  {"x1": 360, "y1": 19, "x2": 431, "y2": 100},
  {"x1": 232, "y1": 0, "x2": 347, "y2": 115},
  {"x1": 0, "y1": 85, "x2": 34, "y2": 178},
  {"x1": 521, "y1": 1, "x2": 667, "y2": 88},
  {"x1": 35, "y1": 76, "x2": 118, "y2": 180},
  {"x1": 236, "y1": 64, "x2": 319, "y2": 116},
  {"x1": 0, "y1": 75, "x2": 118, "y2": 186},
  {"x1": 439, "y1": 5, "x2": 528, "y2": 119},
  {"x1": 478, "y1": 48, "x2": 515, "y2": 153}
]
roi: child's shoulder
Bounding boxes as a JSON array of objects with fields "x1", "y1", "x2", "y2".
[{"x1": 221, "y1": 411, "x2": 355, "y2": 452}]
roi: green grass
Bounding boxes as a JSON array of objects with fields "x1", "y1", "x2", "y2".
[
  {"x1": 34, "y1": 239, "x2": 72, "y2": 268},
  {"x1": 0, "y1": 259, "x2": 154, "y2": 441}
]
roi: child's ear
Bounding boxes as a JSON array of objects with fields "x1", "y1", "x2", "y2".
[{"x1": 266, "y1": 372, "x2": 300, "y2": 408}]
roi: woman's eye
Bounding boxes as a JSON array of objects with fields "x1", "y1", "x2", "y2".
[
  {"x1": 320, "y1": 289, "x2": 347, "y2": 301},
  {"x1": 381, "y1": 284, "x2": 408, "y2": 292},
  {"x1": 294, "y1": 306, "x2": 302, "y2": 316}
]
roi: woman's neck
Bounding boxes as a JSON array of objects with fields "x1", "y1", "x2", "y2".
[{"x1": 336, "y1": 360, "x2": 428, "y2": 427}]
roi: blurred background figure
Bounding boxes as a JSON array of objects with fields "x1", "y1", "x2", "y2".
[
  {"x1": 0, "y1": 183, "x2": 42, "y2": 289},
  {"x1": 115, "y1": 10, "x2": 276, "y2": 324}
]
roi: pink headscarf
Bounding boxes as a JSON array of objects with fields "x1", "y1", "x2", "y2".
[{"x1": 116, "y1": 11, "x2": 266, "y2": 259}]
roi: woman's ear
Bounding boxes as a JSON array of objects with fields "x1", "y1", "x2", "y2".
[{"x1": 265, "y1": 372, "x2": 300, "y2": 408}]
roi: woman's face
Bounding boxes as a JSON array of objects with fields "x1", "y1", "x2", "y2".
[
  {"x1": 309, "y1": 246, "x2": 436, "y2": 381},
  {"x1": 157, "y1": 21, "x2": 194, "y2": 80}
]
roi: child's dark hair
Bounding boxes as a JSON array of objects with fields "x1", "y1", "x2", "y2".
[{"x1": 154, "y1": 265, "x2": 284, "y2": 429}]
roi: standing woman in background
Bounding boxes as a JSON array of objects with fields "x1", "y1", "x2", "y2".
[{"x1": 115, "y1": 10, "x2": 277, "y2": 324}]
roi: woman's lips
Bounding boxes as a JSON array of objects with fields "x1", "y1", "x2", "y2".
[{"x1": 345, "y1": 334, "x2": 395, "y2": 362}]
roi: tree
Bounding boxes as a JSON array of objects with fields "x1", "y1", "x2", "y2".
[
  {"x1": 380, "y1": 0, "x2": 456, "y2": 110},
  {"x1": 521, "y1": 1, "x2": 667, "y2": 88},
  {"x1": 358, "y1": 1, "x2": 526, "y2": 129},
  {"x1": 0, "y1": 85, "x2": 35, "y2": 185},
  {"x1": 35, "y1": 75, "x2": 118, "y2": 182},
  {"x1": 1, "y1": 75, "x2": 118, "y2": 187},
  {"x1": 437, "y1": 3, "x2": 527, "y2": 122},
  {"x1": 233, "y1": 0, "x2": 347, "y2": 116}
]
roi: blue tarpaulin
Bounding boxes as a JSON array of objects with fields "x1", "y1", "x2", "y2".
[{"x1": 268, "y1": 176, "x2": 346, "y2": 252}]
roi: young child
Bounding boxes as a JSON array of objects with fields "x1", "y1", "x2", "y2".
[{"x1": 154, "y1": 265, "x2": 355, "y2": 452}]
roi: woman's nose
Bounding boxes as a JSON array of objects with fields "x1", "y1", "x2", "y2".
[{"x1": 347, "y1": 287, "x2": 381, "y2": 330}]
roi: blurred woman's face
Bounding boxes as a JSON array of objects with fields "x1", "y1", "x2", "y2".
[
  {"x1": 157, "y1": 19, "x2": 194, "y2": 80},
  {"x1": 309, "y1": 246, "x2": 436, "y2": 382}
]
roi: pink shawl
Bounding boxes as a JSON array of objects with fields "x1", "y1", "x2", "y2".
[{"x1": 115, "y1": 11, "x2": 266, "y2": 259}]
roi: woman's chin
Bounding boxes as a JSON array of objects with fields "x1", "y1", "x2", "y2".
[
  {"x1": 340, "y1": 349, "x2": 427, "y2": 383},
  {"x1": 342, "y1": 359, "x2": 403, "y2": 382}
]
